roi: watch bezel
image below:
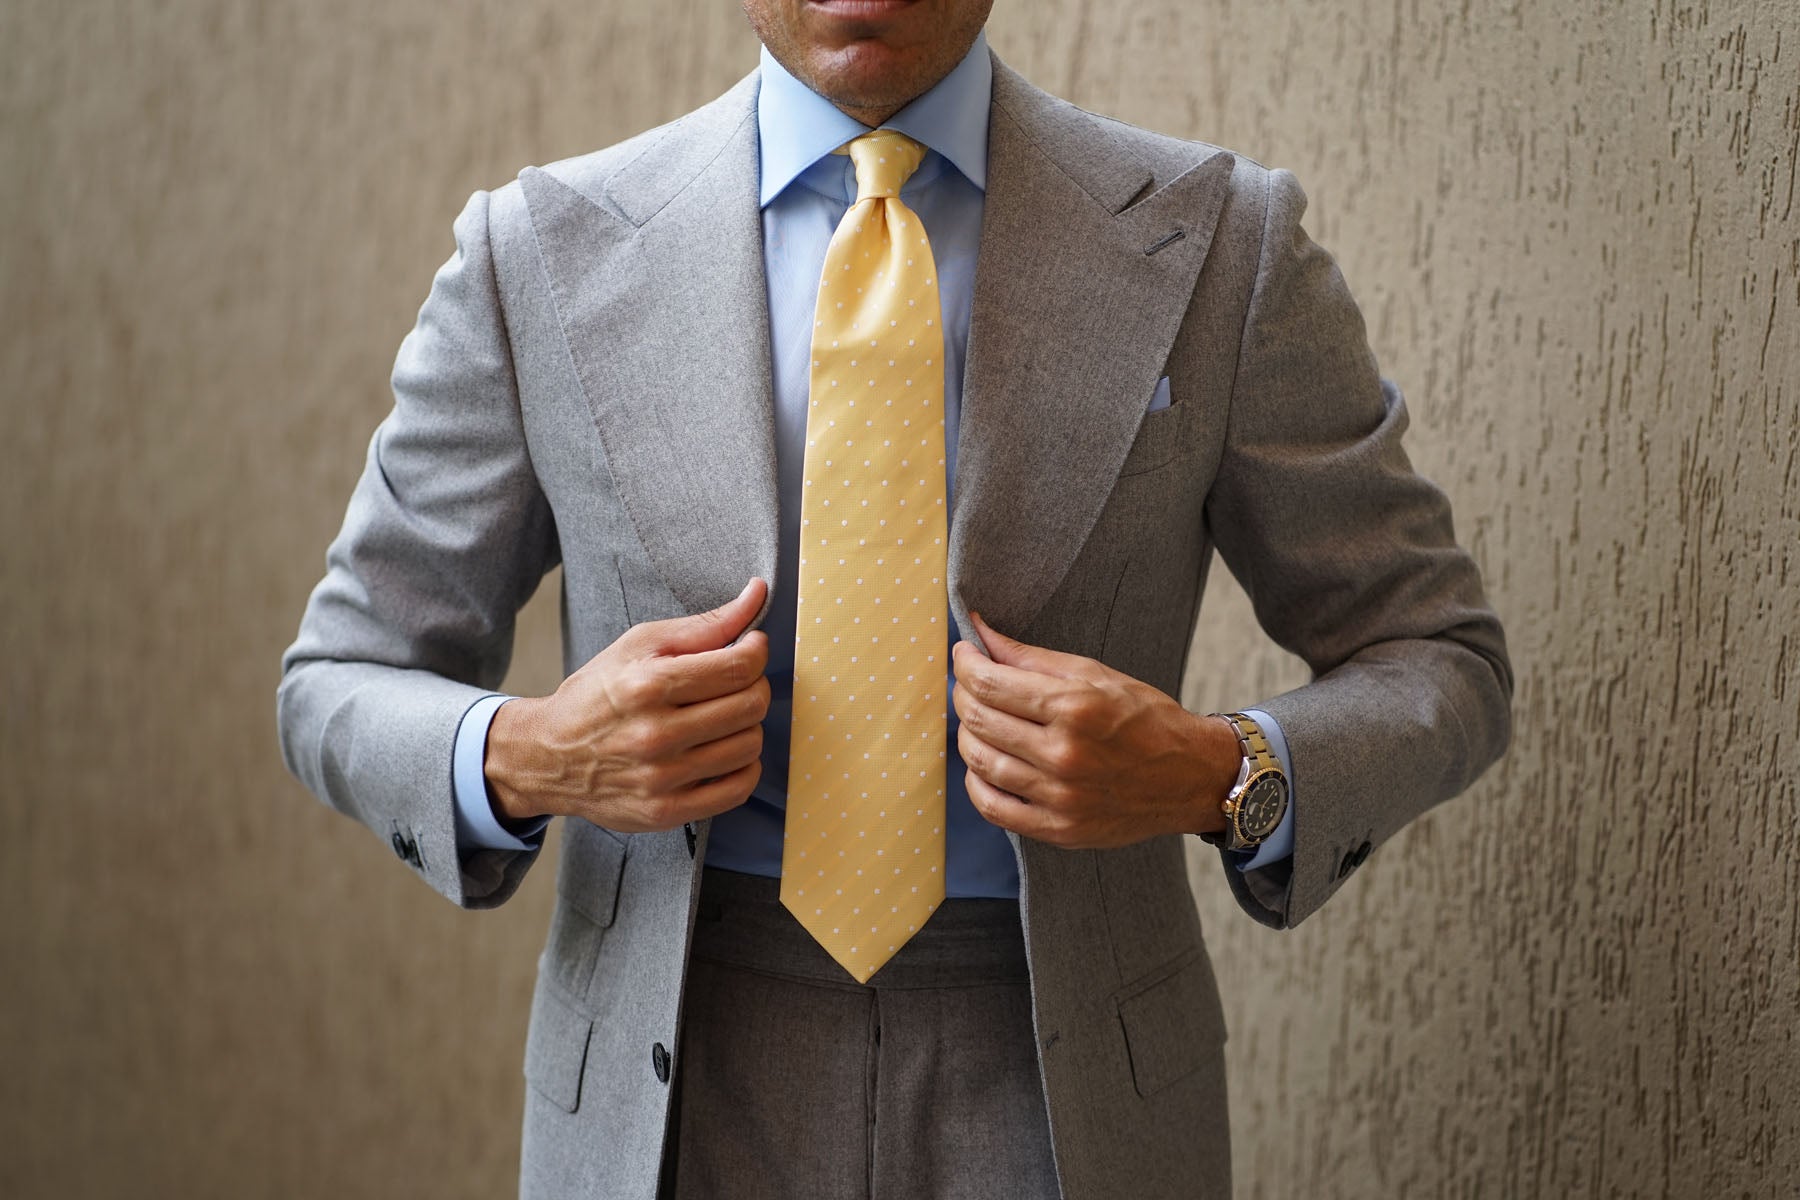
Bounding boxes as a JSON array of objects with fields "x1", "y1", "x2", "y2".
[{"x1": 1231, "y1": 766, "x2": 1289, "y2": 842}]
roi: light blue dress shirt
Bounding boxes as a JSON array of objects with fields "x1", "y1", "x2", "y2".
[{"x1": 451, "y1": 33, "x2": 1295, "y2": 888}]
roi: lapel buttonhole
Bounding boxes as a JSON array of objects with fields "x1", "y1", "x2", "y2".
[{"x1": 1143, "y1": 229, "x2": 1185, "y2": 256}]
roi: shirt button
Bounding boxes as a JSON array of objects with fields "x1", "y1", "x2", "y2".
[{"x1": 652, "y1": 1042, "x2": 671, "y2": 1084}]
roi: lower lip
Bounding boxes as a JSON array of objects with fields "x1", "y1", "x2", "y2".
[{"x1": 809, "y1": 0, "x2": 920, "y2": 15}]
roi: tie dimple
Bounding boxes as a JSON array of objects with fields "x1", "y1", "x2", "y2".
[
  {"x1": 782, "y1": 130, "x2": 948, "y2": 985},
  {"x1": 837, "y1": 128, "x2": 928, "y2": 199}
]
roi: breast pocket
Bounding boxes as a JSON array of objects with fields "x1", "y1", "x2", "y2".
[{"x1": 1117, "y1": 378, "x2": 1189, "y2": 478}]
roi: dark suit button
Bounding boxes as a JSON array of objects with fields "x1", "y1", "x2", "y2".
[
  {"x1": 684, "y1": 823, "x2": 697, "y2": 857},
  {"x1": 1337, "y1": 850, "x2": 1356, "y2": 879},
  {"x1": 392, "y1": 832, "x2": 410, "y2": 861},
  {"x1": 406, "y1": 838, "x2": 423, "y2": 868},
  {"x1": 1353, "y1": 840, "x2": 1372, "y2": 867},
  {"x1": 652, "y1": 1042, "x2": 671, "y2": 1084}
]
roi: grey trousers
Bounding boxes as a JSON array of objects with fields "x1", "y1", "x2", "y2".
[{"x1": 658, "y1": 867, "x2": 1061, "y2": 1200}]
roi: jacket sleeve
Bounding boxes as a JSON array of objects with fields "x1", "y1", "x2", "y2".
[
  {"x1": 1204, "y1": 166, "x2": 1513, "y2": 929},
  {"x1": 276, "y1": 187, "x2": 560, "y2": 909}
]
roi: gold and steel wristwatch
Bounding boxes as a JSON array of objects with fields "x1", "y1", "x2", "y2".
[{"x1": 1208, "y1": 711, "x2": 1289, "y2": 852}]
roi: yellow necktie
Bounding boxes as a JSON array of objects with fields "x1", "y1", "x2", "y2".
[{"x1": 782, "y1": 130, "x2": 948, "y2": 983}]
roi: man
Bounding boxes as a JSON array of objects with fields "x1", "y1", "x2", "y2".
[{"x1": 278, "y1": 1, "x2": 1511, "y2": 1196}]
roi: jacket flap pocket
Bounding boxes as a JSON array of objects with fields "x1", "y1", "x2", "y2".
[
  {"x1": 524, "y1": 985, "x2": 593, "y2": 1113},
  {"x1": 558, "y1": 818, "x2": 626, "y2": 929},
  {"x1": 1115, "y1": 948, "x2": 1225, "y2": 1098}
]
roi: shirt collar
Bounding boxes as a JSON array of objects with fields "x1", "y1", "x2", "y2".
[{"x1": 756, "y1": 31, "x2": 991, "y2": 207}]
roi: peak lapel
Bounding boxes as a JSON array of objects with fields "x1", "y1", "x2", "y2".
[
  {"x1": 950, "y1": 62, "x2": 1235, "y2": 645},
  {"x1": 521, "y1": 73, "x2": 780, "y2": 618}
]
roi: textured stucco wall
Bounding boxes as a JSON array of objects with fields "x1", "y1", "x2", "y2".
[{"x1": 2, "y1": 2, "x2": 1794, "y2": 1197}]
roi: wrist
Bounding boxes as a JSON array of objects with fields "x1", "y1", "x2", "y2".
[
  {"x1": 1185, "y1": 712, "x2": 1239, "y2": 837},
  {"x1": 485, "y1": 695, "x2": 552, "y2": 826}
]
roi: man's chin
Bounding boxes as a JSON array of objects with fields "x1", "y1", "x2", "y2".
[
  {"x1": 808, "y1": 43, "x2": 934, "y2": 113},
  {"x1": 746, "y1": 0, "x2": 987, "y2": 121}
]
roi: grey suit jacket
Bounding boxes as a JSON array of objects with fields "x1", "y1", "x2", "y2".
[{"x1": 279, "y1": 55, "x2": 1510, "y2": 1200}]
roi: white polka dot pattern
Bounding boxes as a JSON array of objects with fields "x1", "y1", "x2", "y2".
[{"x1": 780, "y1": 131, "x2": 947, "y2": 985}]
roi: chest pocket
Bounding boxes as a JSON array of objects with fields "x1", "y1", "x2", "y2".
[{"x1": 1117, "y1": 382, "x2": 1190, "y2": 478}]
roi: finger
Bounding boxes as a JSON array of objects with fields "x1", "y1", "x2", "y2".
[
  {"x1": 655, "y1": 630, "x2": 770, "y2": 706},
  {"x1": 953, "y1": 678, "x2": 1066, "y2": 775},
  {"x1": 661, "y1": 723, "x2": 764, "y2": 791},
  {"x1": 656, "y1": 676, "x2": 771, "y2": 753},
  {"x1": 964, "y1": 768, "x2": 1061, "y2": 842},
  {"x1": 952, "y1": 639, "x2": 1063, "y2": 725},
  {"x1": 970, "y1": 611, "x2": 1101, "y2": 682},
  {"x1": 670, "y1": 758, "x2": 763, "y2": 822},
  {"x1": 957, "y1": 724, "x2": 1058, "y2": 808},
  {"x1": 640, "y1": 578, "x2": 769, "y2": 656}
]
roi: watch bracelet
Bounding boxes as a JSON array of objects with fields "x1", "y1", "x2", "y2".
[{"x1": 1224, "y1": 711, "x2": 1279, "y2": 774}]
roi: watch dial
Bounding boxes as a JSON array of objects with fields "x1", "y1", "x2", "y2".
[{"x1": 1239, "y1": 775, "x2": 1287, "y2": 838}]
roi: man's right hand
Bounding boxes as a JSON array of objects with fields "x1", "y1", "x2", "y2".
[{"x1": 484, "y1": 578, "x2": 772, "y2": 833}]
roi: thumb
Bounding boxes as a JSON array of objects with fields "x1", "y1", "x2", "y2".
[
  {"x1": 971, "y1": 611, "x2": 1084, "y2": 679},
  {"x1": 650, "y1": 578, "x2": 768, "y2": 656}
]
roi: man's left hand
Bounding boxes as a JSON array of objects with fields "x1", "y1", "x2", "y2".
[{"x1": 951, "y1": 612, "x2": 1242, "y2": 849}]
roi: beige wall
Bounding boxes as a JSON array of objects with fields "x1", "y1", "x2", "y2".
[{"x1": 3, "y1": 1, "x2": 1794, "y2": 1196}]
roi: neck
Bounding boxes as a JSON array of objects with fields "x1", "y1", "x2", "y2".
[{"x1": 832, "y1": 99, "x2": 907, "y2": 127}]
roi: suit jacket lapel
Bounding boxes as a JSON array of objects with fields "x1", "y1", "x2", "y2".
[
  {"x1": 950, "y1": 60, "x2": 1236, "y2": 646},
  {"x1": 520, "y1": 72, "x2": 781, "y2": 619},
  {"x1": 518, "y1": 59, "x2": 1235, "y2": 639}
]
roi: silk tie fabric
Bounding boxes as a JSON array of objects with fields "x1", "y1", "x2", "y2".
[{"x1": 782, "y1": 130, "x2": 948, "y2": 984}]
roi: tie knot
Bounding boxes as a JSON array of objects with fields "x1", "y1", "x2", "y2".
[{"x1": 836, "y1": 130, "x2": 927, "y2": 201}]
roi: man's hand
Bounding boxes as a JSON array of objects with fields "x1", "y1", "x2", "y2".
[
  {"x1": 951, "y1": 612, "x2": 1240, "y2": 849},
  {"x1": 485, "y1": 578, "x2": 772, "y2": 833}
]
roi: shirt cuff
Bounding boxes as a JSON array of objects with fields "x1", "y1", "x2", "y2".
[
  {"x1": 452, "y1": 694, "x2": 547, "y2": 852},
  {"x1": 1233, "y1": 707, "x2": 1295, "y2": 872}
]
